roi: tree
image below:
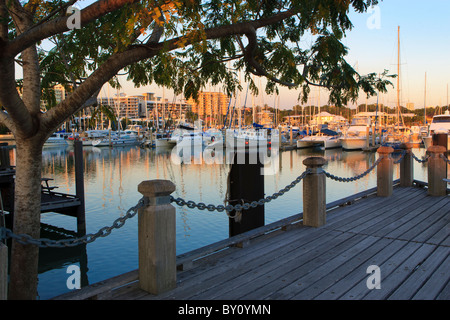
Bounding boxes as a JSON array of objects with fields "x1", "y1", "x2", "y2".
[{"x1": 0, "y1": 0, "x2": 393, "y2": 299}]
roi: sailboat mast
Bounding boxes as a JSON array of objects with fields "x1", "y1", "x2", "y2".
[
  {"x1": 424, "y1": 72, "x2": 427, "y2": 125},
  {"x1": 397, "y1": 26, "x2": 400, "y2": 129}
]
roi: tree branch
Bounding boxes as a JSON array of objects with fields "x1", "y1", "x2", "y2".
[
  {"x1": 0, "y1": 58, "x2": 35, "y2": 137},
  {"x1": 5, "y1": 0, "x2": 142, "y2": 58},
  {"x1": 41, "y1": 8, "x2": 301, "y2": 134}
]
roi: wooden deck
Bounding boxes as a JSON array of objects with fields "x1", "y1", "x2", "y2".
[{"x1": 55, "y1": 185, "x2": 450, "y2": 300}]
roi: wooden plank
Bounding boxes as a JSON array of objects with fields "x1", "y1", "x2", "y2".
[
  {"x1": 383, "y1": 197, "x2": 450, "y2": 242},
  {"x1": 359, "y1": 192, "x2": 439, "y2": 237},
  {"x1": 314, "y1": 238, "x2": 409, "y2": 300},
  {"x1": 154, "y1": 228, "x2": 346, "y2": 300},
  {"x1": 218, "y1": 233, "x2": 367, "y2": 300},
  {"x1": 411, "y1": 249, "x2": 450, "y2": 299},
  {"x1": 363, "y1": 243, "x2": 437, "y2": 300},
  {"x1": 427, "y1": 222, "x2": 450, "y2": 246},
  {"x1": 173, "y1": 224, "x2": 326, "y2": 286},
  {"x1": 372, "y1": 196, "x2": 449, "y2": 240},
  {"x1": 176, "y1": 213, "x2": 303, "y2": 270},
  {"x1": 403, "y1": 204, "x2": 450, "y2": 244},
  {"x1": 338, "y1": 188, "x2": 427, "y2": 235},
  {"x1": 52, "y1": 269, "x2": 138, "y2": 300},
  {"x1": 291, "y1": 237, "x2": 395, "y2": 299},
  {"x1": 267, "y1": 235, "x2": 381, "y2": 300},
  {"x1": 325, "y1": 187, "x2": 424, "y2": 233},
  {"x1": 436, "y1": 278, "x2": 450, "y2": 300},
  {"x1": 324, "y1": 187, "x2": 417, "y2": 229},
  {"x1": 388, "y1": 246, "x2": 449, "y2": 300},
  {"x1": 338, "y1": 241, "x2": 423, "y2": 300}
]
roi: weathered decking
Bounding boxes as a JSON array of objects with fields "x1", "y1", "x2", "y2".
[{"x1": 55, "y1": 185, "x2": 450, "y2": 300}]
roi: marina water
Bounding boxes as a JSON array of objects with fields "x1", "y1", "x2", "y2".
[{"x1": 9, "y1": 144, "x2": 429, "y2": 299}]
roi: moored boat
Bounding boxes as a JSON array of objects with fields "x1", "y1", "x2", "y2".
[{"x1": 422, "y1": 111, "x2": 450, "y2": 149}]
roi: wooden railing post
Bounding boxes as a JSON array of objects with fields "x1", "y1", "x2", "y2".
[
  {"x1": 377, "y1": 146, "x2": 394, "y2": 197},
  {"x1": 400, "y1": 143, "x2": 414, "y2": 187},
  {"x1": 0, "y1": 242, "x2": 7, "y2": 300},
  {"x1": 427, "y1": 145, "x2": 447, "y2": 196},
  {"x1": 302, "y1": 157, "x2": 327, "y2": 227},
  {"x1": 137, "y1": 180, "x2": 176, "y2": 295}
]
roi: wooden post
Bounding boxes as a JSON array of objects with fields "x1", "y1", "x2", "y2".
[
  {"x1": 74, "y1": 140, "x2": 86, "y2": 236},
  {"x1": 137, "y1": 180, "x2": 176, "y2": 295},
  {"x1": 432, "y1": 133, "x2": 448, "y2": 150},
  {"x1": 379, "y1": 125, "x2": 383, "y2": 145},
  {"x1": 228, "y1": 152, "x2": 264, "y2": 237},
  {"x1": 400, "y1": 143, "x2": 413, "y2": 187},
  {"x1": 371, "y1": 124, "x2": 375, "y2": 147},
  {"x1": 302, "y1": 157, "x2": 327, "y2": 227},
  {"x1": 377, "y1": 146, "x2": 394, "y2": 197},
  {"x1": 0, "y1": 143, "x2": 10, "y2": 170},
  {"x1": 0, "y1": 242, "x2": 7, "y2": 300},
  {"x1": 427, "y1": 145, "x2": 447, "y2": 196},
  {"x1": 366, "y1": 125, "x2": 370, "y2": 149}
]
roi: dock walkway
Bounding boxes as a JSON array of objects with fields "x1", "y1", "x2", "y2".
[{"x1": 56, "y1": 185, "x2": 449, "y2": 300}]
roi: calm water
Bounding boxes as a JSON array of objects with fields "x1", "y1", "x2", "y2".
[{"x1": 6, "y1": 143, "x2": 430, "y2": 299}]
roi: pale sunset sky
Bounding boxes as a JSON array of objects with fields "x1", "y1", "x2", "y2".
[
  {"x1": 117, "y1": 0, "x2": 450, "y2": 110},
  {"x1": 17, "y1": 0, "x2": 449, "y2": 110}
]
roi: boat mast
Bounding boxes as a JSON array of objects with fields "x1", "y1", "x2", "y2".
[
  {"x1": 424, "y1": 72, "x2": 427, "y2": 125},
  {"x1": 397, "y1": 26, "x2": 400, "y2": 131}
]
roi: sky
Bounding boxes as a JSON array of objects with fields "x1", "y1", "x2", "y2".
[
  {"x1": 116, "y1": 0, "x2": 450, "y2": 110},
  {"x1": 15, "y1": 0, "x2": 450, "y2": 111}
]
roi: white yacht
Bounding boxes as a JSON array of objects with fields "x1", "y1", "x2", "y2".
[
  {"x1": 44, "y1": 132, "x2": 69, "y2": 147},
  {"x1": 339, "y1": 116, "x2": 372, "y2": 150},
  {"x1": 229, "y1": 128, "x2": 269, "y2": 150},
  {"x1": 91, "y1": 133, "x2": 139, "y2": 147},
  {"x1": 422, "y1": 111, "x2": 450, "y2": 149},
  {"x1": 67, "y1": 130, "x2": 111, "y2": 146},
  {"x1": 296, "y1": 129, "x2": 342, "y2": 150},
  {"x1": 172, "y1": 132, "x2": 204, "y2": 148}
]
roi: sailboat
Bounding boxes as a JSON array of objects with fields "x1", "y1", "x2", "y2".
[
  {"x1": 297, "y1": 89, "x2": 342, "y2": 150},
  {"x1": 382, "y1": 26, "x2": 411, "y2": 149}
]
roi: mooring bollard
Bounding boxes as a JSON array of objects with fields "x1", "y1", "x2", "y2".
[
  {"x1": 302, "y1": 157, "x2": 327, "y2": 227},
  {"x1": 137, "y1": 179, "x2": 176, "y2": 295},
  {"x1": 427, "y1": 145, "x2": 447, "y2": 196},
  {"x1": 400, "y1": 143, "x2": 413, "y2": 187},
  {"x1": 377, "y1": 146, "x2": 394, "y2": 197}
]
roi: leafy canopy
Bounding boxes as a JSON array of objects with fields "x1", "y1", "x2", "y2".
[{"x1": 11, "y1": 0, "x2": 394, "y2": 108}]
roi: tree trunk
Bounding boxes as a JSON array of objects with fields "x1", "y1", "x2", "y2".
[{"x1": 8, "y1": 138, "x2": 43, "y2": 300}]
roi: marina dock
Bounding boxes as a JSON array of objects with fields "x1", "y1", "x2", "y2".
[{"x1": 54, "y1": 182, "x2": 449, "y2": 300}]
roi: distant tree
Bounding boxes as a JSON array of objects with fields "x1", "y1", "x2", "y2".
[{"x1": 0, "y1": 0, "x2": 395, "y2": 299}]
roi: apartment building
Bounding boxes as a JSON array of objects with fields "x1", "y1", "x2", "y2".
[{"x1": 188, "y1": 91, "x2": 230, "y2": 118}]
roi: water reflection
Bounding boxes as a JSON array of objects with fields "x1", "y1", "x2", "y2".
[{"x1": 12, "y1": 144, "x2": 430, "y2": 299}]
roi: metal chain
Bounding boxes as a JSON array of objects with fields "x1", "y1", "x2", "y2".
[
  {"x1": 440, "y1": 153, "x2": 450, "y2": 164},
  {"x1": 170, "y1": 169, "x2": 312, "y2": 215},
  {"x1": 412, "y1": 152, "x2": 429, "y2": 163},
  {"x1": 394, "y1": 149, "x2": 407, "y2": 164},
  {"x1": 0, "y1": 197, "x2": 148, "y2": 248},
  {"x1": 323, "y1": 157, "x2": 383, "y2": 182}
]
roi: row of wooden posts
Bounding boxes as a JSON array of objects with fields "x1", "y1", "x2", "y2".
[
  {"x1": 0, "y1": 143, "x2": 448, "y2": 299},
  {"x1": 134, "y1": 143, "x2": 448, "y2": 295}
]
